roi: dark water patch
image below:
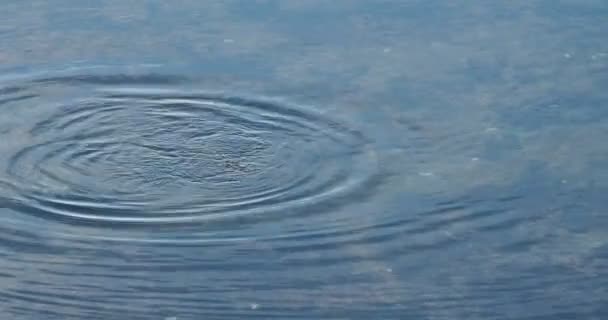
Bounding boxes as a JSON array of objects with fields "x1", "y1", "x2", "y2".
[
  {"x1": 0, "y1": 85, "x2": 24, "y2": 95},
  {"x1": 0, "y1": 84, "x2": 37, "y2": 109},
  {"x1": 31, "y1": 73, "x2": 189, "y2": 86},
  {"x1": 0, "y1": 93, "x2": 38, "y2": 105},
  {"x1": 0, "y1": 225, "x2": 68, "y2": 255}
]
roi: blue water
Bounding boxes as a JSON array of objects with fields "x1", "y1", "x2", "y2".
[{"x1": 1, "y1": 1, "x2": 607, "y2": 319}]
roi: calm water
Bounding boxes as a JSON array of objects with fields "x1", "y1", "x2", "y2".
[{"x1": 1, "y1": 1, "x2": 607, "y2": 319}]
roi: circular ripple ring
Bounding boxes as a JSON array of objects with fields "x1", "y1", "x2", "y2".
[{"x1": 0, "y1": 68, "x2": 381, "y2": 236}]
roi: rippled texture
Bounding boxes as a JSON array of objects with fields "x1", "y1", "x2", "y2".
[
  {"x1": 0, "y1": 68, "x2": 399, "y2": 318},
  {"x1": 0, "y1": 69, "x2": 381, "y2": 243},
  {"x1": 2, "y1": 1, "x2": 608, "y2": 319}
]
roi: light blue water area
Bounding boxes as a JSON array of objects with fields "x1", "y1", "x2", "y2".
[{"x1": 0, "y1": 1, "x2": 607, "y2": 319}]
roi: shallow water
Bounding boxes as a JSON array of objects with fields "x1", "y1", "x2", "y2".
[{"x1": 1, "y1": 1, "x2": 608, "y2": 319}]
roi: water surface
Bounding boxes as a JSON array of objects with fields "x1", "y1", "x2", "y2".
[{"x1": 1, "y1": 1, "x2": 607, "y2": 319}]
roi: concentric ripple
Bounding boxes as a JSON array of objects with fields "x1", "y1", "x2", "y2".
[{"x1": 0, "y1": 68, "x2": 380, "y2": 241}]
